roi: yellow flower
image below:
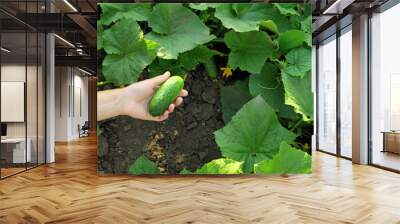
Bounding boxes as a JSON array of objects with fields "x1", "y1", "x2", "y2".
[{"x1": 220, "y1": 67, "x2": 233, "y2": 78}]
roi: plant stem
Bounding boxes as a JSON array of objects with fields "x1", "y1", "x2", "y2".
[{"x1": 290, "y1": 119, "x2": 303, "y2": 132}]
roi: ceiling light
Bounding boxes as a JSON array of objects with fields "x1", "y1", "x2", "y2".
[
  {"x1": 63, "y1": 0, "x2": 78, "y2": 12},
  {"x1": 54, "y1": 34, "x2": 75, "y2": 48},
  {"x1": 1, "y1": 47, "x2": 11, "y2": 53},
  {"x1": 78, "y1": 67, "x2": 93, "y2": 76}
]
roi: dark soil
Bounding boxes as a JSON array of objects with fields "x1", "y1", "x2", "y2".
[{"x1": 98, "y1": 68, "x2": 224, "y2": 174}]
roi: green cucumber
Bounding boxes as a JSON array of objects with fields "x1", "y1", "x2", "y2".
[{"x1": 149, "y1": 76, "x2": 184, "y2": 116}]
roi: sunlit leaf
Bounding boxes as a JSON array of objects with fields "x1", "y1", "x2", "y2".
[
  {"x1": 146, "y1": 4, "x2": 214, "y2": 59},
  {"x1": 254, "y1": 142, "x2": 311, "y2": 174},
  {"x1": 99, "y1": 3, "x2": 151, "y2": 25},
  {"x1": 102, "y1": 19, "x2": 157, "y2": 85},
  {"x1": 214, "y1": 96, "x2": 296, "y2": 173},
  {"x1": 282, "y1": 70, "x2": 313, "y2": 121},
  {"x1": 195, "y1": 158, "x2": 243, "y2": 174}
]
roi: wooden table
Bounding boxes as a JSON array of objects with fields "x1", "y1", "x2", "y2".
[{"x1": 382, "y1": 131, "x2": 400, "y2": 154}]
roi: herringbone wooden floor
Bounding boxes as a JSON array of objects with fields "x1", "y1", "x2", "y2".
[{"x1": 1, "y1": 136, "x2": 400, "y2": 224}]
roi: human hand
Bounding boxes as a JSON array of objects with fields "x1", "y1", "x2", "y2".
[{"x1": 118, "y1": 72, "x2": 188, "y2": 122}]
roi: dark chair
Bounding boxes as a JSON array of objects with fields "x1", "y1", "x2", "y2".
[{"x1": 78, "y1": 121, "x2": 90, "y2": 138}]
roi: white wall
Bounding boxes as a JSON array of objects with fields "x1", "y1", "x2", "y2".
[{"x1": 54, "y1": 67, "x2": 89, "y2": 141}]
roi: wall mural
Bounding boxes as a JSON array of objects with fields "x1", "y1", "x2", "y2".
[{"x1": 97, "y1": 3, "x2": 313, "y2": 175}]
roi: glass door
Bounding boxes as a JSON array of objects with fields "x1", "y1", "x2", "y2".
[{"x1": 370, "y1": 3, "x2": 400, "y2": 171}]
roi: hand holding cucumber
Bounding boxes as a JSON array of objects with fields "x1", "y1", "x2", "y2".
[{"x1": 97, "y1": 72, "x2": 188, "y2": 122}]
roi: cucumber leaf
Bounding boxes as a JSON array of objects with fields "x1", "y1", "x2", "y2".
[
  {"x1": 146, "y1": 4, "x2": 214, "y2": 59},
  {"x1": 215, "y1": 4, "x2": 274, "y2": 32},
  {"x1": 195, "y1": 158, "x2": 243, "y2": 174},
  {"x1": 99, "y1": 3, "x2": 151, "y2": 25},
  {"x1": 128, "y1": 155, "x2": 160, "y2": 175},
  {"x1": 278, "y1": 30, "x2": 306, "y2": 54},
  {"x1": 282, "y1": 70, "x2": 313, "y2": 121},
  {"x1": 259, "y1": 20, "x2": 279, "y2": 35},
  {"x1": 102, "y1": 19, "x2": 157, "y2": 85},
  {"x1": 188, "y1": 3, "x2": 222, "y2": 11},
  {"x1": 273, "y1": 3, "x2": 300, "y2": 16},
  {"x1": 147, "y1": 58, "x2": 185, "y2": 78},
  {"x1": 254, "y1": 142, "x2": 311, "y2": 174},
  {"x1": 214, "y1": 95, "x2": 296, "y2": 173},
  {"x1": 249, "y1": 62, "x2": 284, "y2": 111},
  {"x1": 225, "y1": 30, "x2": 274, "y2": 74},
  {"x1": 178, "y1": 45, "x2": 220, "y2": 71},
  {"x1": 220, "y1": 78, "x2": 252, "y2": 123},
  {"x1": 283, "y1": 47, "x2": 311, "y2": 78}
]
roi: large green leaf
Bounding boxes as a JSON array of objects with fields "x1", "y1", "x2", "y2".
[
  {"x1": 214, "y1": 96, "x2": 296, "y2": 173},
  {"x1": 99, "y1": 3, "x2": 151, "y2": 25},
  {"x1": 145, "y1": 4, "x2": 214, "y2": 59},
  {"x1": 188, "y1": 3, "x2": 222, "y2": 11},
  {"x1": 215, "y1": 4, "x2": 276, "y2": 32},
  {"x1": 282, "y1": 70, "x2": 313, "y2": 121},
  {"x1": 278, "y1": 30, "x2": 306, "y2": 54},
  {"x1": 147, "y1": 59, "x2": 185, "y2": 78},
  {"x1": 225, "y1": 30, "x2": 274, "y2": 74},
  {"x1": 195, "y1": 158, "x2": 243, "y2": 174},
  {"x1": 178, "y1": 45, "x2": 220, "y2": 70},
  {"x1": 249, "y1": 63, "x2": 284, "y2": 111},
  {"x1": 254, "y1": 142, "x2": 311, "y2": 174},
  {"x1": 220, "y1": 78, "x2": 252, "y2": 123},
  {"x1": 273, "y1": 3, "x2": 300, "y2": 16},
  {"x1": 128, "y1": 155, "x2": 160, "y2": 175},
  {"x1": 283, "y1": 47, "x2": 311, "y2": 78},
  {"x1": 102, "y1": 19, "x2": 157, "y2": 85}
]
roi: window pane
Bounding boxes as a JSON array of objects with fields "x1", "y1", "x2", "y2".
[
  {"x1": 340, "y1": 28, "x2": 352, "y2": 158},
  {"x1": 318, "y1": 36, "x2": 337, "y2": 154},
  {"x1": 371, "y1": 4, "x2": 400, "y2": 171}
]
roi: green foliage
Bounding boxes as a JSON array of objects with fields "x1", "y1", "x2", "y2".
[
  {"x1": 273, "y1": 3, "x2": 300, "y2": 16},
  {"x1": 98, "y1": 3, "x2": 312, "y2": 175},
  {"x1": 225, "y1": 30, "x2": 274, "y2": 74},
  {"x1": 195, "y1": 158, "x2": 243, "y2": 174},
  {"x1": 249, "y1": 62, "x2": 284, "y2": 111},
  {"x1": 128, "y1": 155, "x2": 160, "y2": 175},
  {"x1": 97, "y1": 22, "x2": 104, "y2": 50},
  {"x1": 215, "y1": 4, "x2": 274, "y2": 32},
  {"x1": 283, "y1": 47, "x2": 311, "y2": 78},
  {"x1": 102, "y1": 19, "x2": 157, "y2": 85},
  {"x1": 278, "y1": 30, "x2": 306, "y2": 54},
  {"x1": 178, "y1": 45, "x2": 220, "y2": 71},
  {"x1": 214, "y1": 96, "x2": 296, "y2": 173},
  {"x1": 220, "y1": 78, "x2": 252, "y2": 123},
  {"x1": 188, "y1": 3, "x2": 222, "y2": 11},
  {"x1": 145, "y1": 4, "x2": 214, "y2": 59},
  {"x1": 148, "y1": 59, "x2": 185, "y2": 78},
  {"x1": 99, "y1": 3, "x2": 151, "y2": 25},
  {"x1": 254, "y1": 142, "x2": 311, "y2": 174},
  {"x1": 282, "y1": 71, "x2": 313, "y2": 121}
]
